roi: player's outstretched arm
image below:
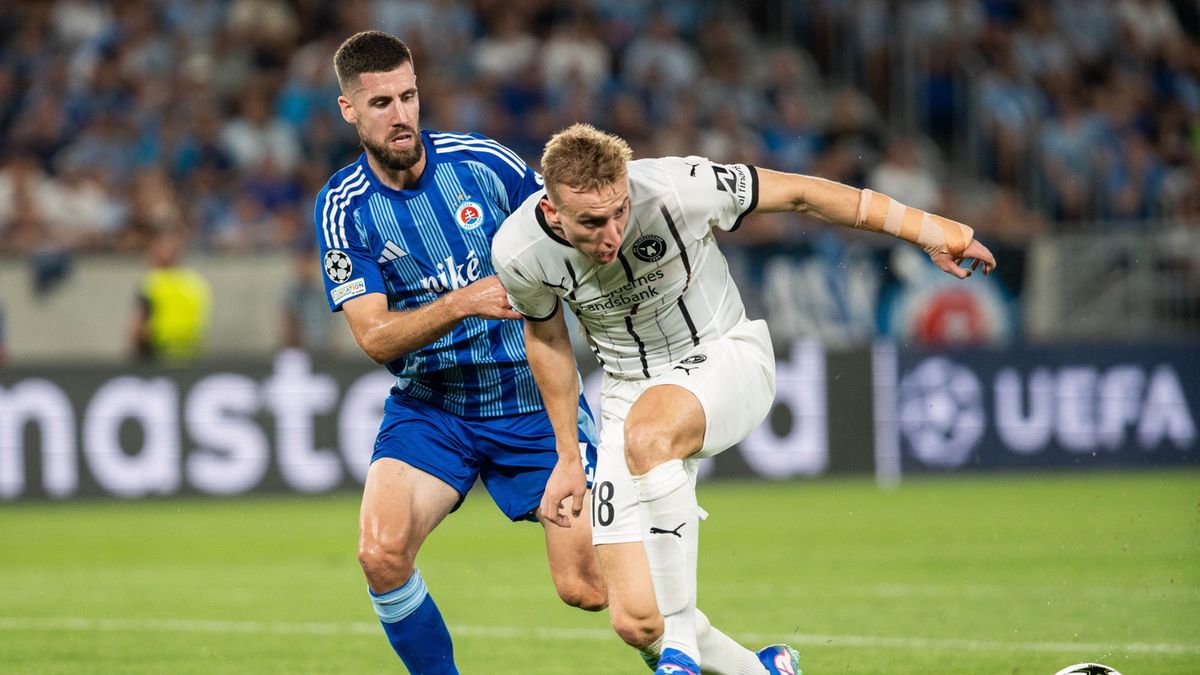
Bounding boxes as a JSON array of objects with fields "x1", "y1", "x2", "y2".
[
  {"x1": 523, "y1": 310, "x2": 588, "y2": 528},
  {"x1": 752, "y1": 168, "x2": 996, "y2": 277},
  {"x1": 340, "y1": 276, "x2": 521, "y2": 364}
]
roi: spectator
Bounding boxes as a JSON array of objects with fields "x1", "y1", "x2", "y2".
[
  {"x1": 761, "y1": 89, "x2": 821, "y2": 173},
  {"x1": 540, "y1": 9, "x2": 611, "y2": 96},
  {"x1": 0, "y1": 301, "x2": 8, "y2": 369},
  {"x1": 210, "y1": 192, "x2": 273, "y2": 252},
  {"x1": 822, "y1": 86, "x2": 885, "y2": 186},
  {"x1": 45, "y1": 161, "x2": 125, "y2": 251},
  {"x1": 1053, "y1": 0, "x2": 1117, "y2": 67},
  {"x1": 0, "y1": 0, "x2": 1192, "y2": 256},
  {"x1": 280, "y1": 245, "x2": 336, "y2": 356},
  {"x1": 471, "y1": 10, "x2": 539, "y2": 83},
  {"x1": 868, "y1": 136, "x2": 945, "y2": 213},
  {"x1": 1162, "y1": 155, "x2": 1200, "y2": 218},
  {"x1": 1106, "y1": 131, "x2": 1168, "y2": 219},
  {"x1": 622, "y1": 11, "x2": 700, "y2": 95},
  {"x1": 220, "y1": 88, "x2": 301, "y2": 174},
  {"x1": 1038, "y1": 85, "x2": 1102, "y2": 220},
  {"x1": 0, "y1": 150, "x2": 55, "y2": 254},
  {"x1": 1011, "y1": 2, "x2": 1074, "y2": 83},
  {"x1": 976, "y1": 39, "x2": 1044, "y2": 186},
  {"x1": 1116, "y1": 0, "x2": 1186, "y2": 61}
]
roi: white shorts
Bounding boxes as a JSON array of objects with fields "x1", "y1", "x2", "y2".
[{"x1": 590, "y1": 319, "x2": 776, "y2": 545}]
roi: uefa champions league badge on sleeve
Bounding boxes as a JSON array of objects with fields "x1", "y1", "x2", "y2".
[
  {"x1": 324, "y1": 250, "x2": 353, "y2": 283},
  {"x1": 1052, "y1": 663, "x2": 1121, "y2": 675}
]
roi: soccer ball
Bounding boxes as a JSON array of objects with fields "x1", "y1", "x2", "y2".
[
  {"x1": 1053, "y1": 664, "x2": 1121, "y2": 675},
  {"x1": 324, "y1": 250, "x2": 353, "y2": 283}
]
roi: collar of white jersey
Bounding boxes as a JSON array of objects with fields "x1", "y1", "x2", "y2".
[{"x1": 534, "y1": 195, "x2": 575, "y2": 248}]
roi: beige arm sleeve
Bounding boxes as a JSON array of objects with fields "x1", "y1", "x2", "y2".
[{"x1": 854, "y1": 189, "x2": 974, "y2": 257}]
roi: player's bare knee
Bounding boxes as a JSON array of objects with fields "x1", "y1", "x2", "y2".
[
  {"x1": 357, "y1": 531, "x2": 416, "y2": 590},
  {"x1": 623, "y1": 423, "x2": 676, "y2": 475},
  {"x1": 609, "y1": 608, "x2": 662, "y2": 649}
]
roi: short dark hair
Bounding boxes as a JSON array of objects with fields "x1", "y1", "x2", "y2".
[{"x1": 334, "y1": 31, "x2": 414, "y2": 92}]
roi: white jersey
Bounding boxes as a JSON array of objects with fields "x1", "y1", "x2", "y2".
[{"x1": 493, "y1": 156, "x2": 759, "y2": 379}]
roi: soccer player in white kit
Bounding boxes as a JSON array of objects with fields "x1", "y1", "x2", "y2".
[{"x1": 493, "y1": 124, "x2": 996, "y2": 675}]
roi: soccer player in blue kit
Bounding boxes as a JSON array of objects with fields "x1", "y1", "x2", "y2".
[{"x1": 314, "y1": 32, "x2": 603, "y2": 674}]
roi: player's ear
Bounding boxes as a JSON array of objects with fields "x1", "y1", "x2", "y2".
[
  {"x1": 538, "y1": 196, "x2": 558, "y2": 223},
  {"x1": 338, "y1": 95, "x2": 357, "y2": 124}
]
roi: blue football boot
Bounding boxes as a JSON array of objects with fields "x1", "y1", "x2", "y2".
[
  {"x1": 756, "y1": 644, "x2": 801, "y2": 675},
  {"x1": 654, "y1": 647, "x2": 700, "y2": 675}
]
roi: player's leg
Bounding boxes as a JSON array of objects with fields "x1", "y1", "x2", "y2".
[
  {"x1": 473, "y1": 397, "x2": 606, "y2": 610},
  {"x1": 624, "y1": 384, "x2": 707, "y2": 672},
  {"x1": 540, "y1": 489, "x2": 607, "y2": 611},
  {"x1": 359, "y1": 395, "x2": 481, "y2": 675},
  {"x1": 359, "y1": 458, "x2": 462, "y2": 674},
  {"x1": 541, "y1": 394, "x2": 607, "y2": 610},
  {"x1": 596, "y1": 542, "x2": 662, "y2": 659},
  {"x1": 596, "y1": 373, "x2": 779, "y2": 674},
  {"x1": 589, "y1": 376, "x2": 669, "y2": 666},
  {"x1": 624, "y1": 320, "x2": 780, "y2": 673},
  {"x1": 598, "y1": 541, "x2": 785, "y2": 675}
]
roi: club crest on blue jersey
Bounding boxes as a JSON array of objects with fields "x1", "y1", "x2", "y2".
[{"x1": 455, "y1": 200, "x2": 485, "y2": 230}]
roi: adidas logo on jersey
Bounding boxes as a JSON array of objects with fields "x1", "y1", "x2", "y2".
[{"x1": 376, "y1": 241, "x2": 408, "y2": 264}]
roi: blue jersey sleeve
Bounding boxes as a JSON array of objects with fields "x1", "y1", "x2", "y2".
[
  {"x1": 428, "y1": 131, "x2": 543, "y2": 214},
  {"x1": 313, "y1": 175, "x2": 385, "y2": 311}
]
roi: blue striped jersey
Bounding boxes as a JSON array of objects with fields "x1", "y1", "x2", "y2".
[{"x1": 314, "y1": 130, "x2": 546, "y2": 418}]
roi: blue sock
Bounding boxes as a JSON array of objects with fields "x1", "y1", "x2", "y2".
[{"x1": 370, "y1": 569, "x2": 457, "y2": 674}]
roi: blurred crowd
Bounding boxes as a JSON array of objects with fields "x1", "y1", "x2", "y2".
[{"x1": 0, "y1": 0, "x2": 1197, "y2": 259}]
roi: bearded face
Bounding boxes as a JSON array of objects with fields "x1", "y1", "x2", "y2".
[
  {"x1": 338, "y1": 63, "x2": 424, "y2": 177},
  {"x1": 360, "y1": 121, "x2": 423, "y2": 172}
]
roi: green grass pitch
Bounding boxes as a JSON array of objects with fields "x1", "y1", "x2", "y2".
[{"x1": 1, "y1": 470, "x2": 1196, "y2": 674}]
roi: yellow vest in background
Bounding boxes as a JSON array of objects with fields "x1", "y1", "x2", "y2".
[{"x1": 142, "y1": 267, "x2": 211, "y2": 362}]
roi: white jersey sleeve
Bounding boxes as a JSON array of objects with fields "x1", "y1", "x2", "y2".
[
  {"x1": 494, "y1": 248, "x2": 560, "y2": 321},
  {"x1": 659, "y1": 155, "x2": 759, "y2": 234}
]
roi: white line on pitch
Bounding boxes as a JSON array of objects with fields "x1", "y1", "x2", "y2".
[
  {"x1": 0, "y1": 617, "x2": 1197, "y2": 656},
  {"x1": 702, "y1": 582, "x2": 1200, "y2": 602}
]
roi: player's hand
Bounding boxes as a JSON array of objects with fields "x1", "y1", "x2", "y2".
[
  {"x1": 453, "y1": 276, "x2": 522, "y2": 320},
  {"x1": 931, "y1": 239, "x2": 996, "y2": 279},
  {"x1": 538, "y1": 455, "x2": 587, "y2": 529}
]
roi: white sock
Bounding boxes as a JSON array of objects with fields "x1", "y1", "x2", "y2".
[
  {"x1": 639, "y1": 611, "x2": 767, "y2": 675},
  {"x1": 643, "y1": 610, "x2": 763, "y2": 672},
  {"x1": 696, "y1": 609, "x2": 768, "y2": 675},
  {"x1": 632, "y1": 459, "x2": 700, "y2": 663},
  {"x1": 638, "y1": 635, "x2": 664, "y2": 670}
]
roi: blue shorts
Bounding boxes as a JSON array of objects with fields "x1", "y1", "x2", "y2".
[{"x1": 373, "y1": 394, "x2": 598, "y2": 522}]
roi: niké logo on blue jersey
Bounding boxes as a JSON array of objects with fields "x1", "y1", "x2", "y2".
[{"x1": 420, "y1": 249, "x2": 483, "y2": 293}]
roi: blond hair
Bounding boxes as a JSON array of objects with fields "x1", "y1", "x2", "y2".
[{"x1": 540, "y1": 123, "x2": 633, "y2": 201}]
